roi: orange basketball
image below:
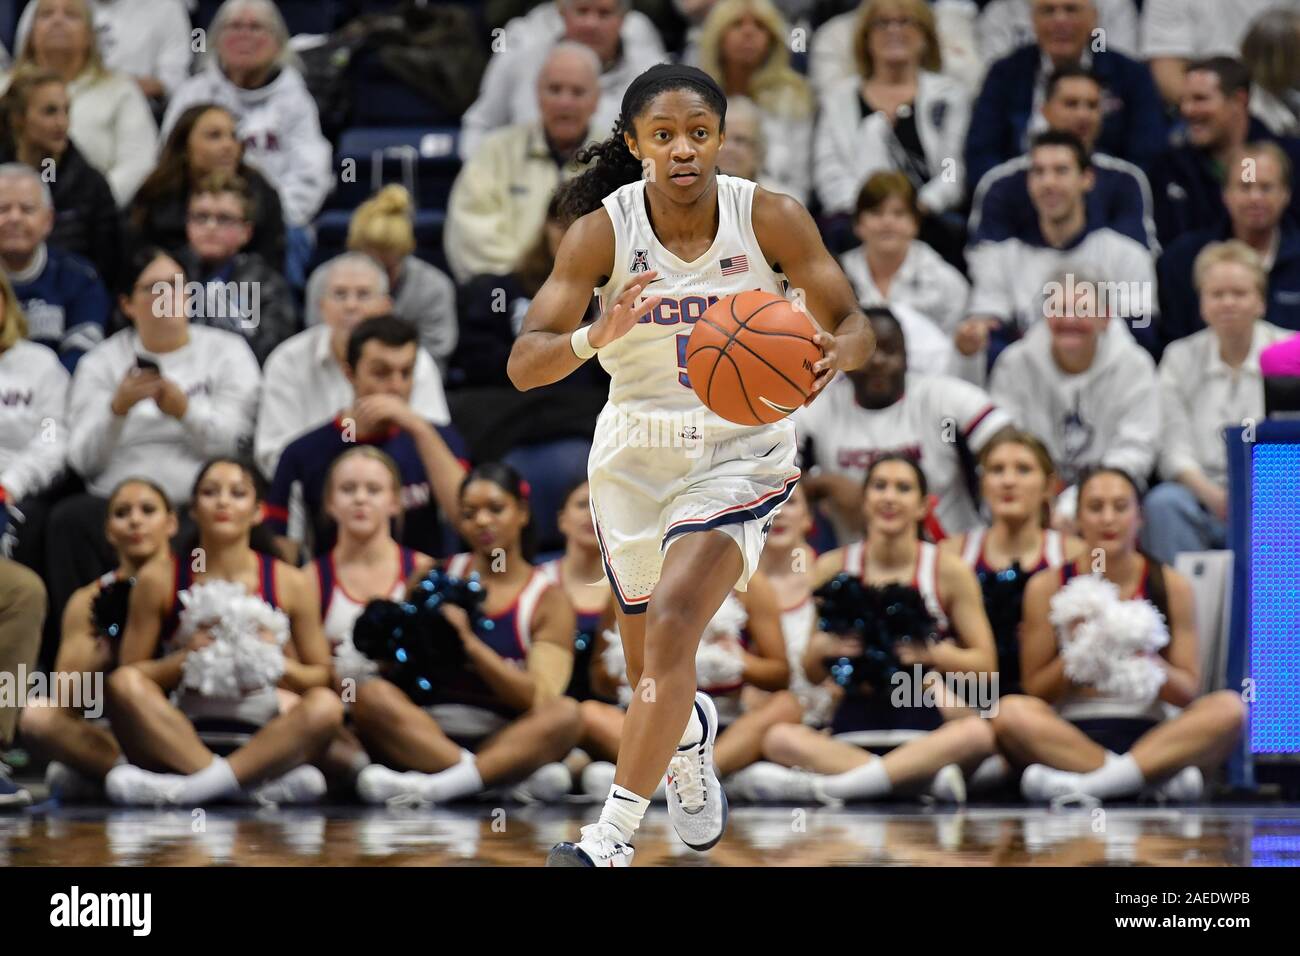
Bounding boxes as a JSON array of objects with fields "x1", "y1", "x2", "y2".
[{"x1": 684, "y1": 290, "x2": 822, "y2": 426}]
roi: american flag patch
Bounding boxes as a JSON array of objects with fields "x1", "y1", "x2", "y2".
[{"x1": 720, "y1": 255, "x2": 748, "y2": 276}]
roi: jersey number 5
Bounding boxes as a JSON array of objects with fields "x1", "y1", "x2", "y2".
[{"x1": 675, "y1": 333, "x2": 691, "y2": 388}]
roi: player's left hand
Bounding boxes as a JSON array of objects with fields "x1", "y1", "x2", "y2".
[{"x1": 805, "y1": 329, "x2": 841, "y2": 404}]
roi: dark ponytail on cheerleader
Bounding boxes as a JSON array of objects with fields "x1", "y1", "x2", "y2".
[{"x1": 556, "y1": 63, "x2": 729, "y2": 223}]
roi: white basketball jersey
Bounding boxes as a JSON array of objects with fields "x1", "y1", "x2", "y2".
[{"x1": 594, "y1": 174, "x2": 794, "y2": 437}]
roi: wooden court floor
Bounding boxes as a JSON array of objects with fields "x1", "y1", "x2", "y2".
[{"x1": 4, "y1": 801, "x2": 1298, "y2": 866}]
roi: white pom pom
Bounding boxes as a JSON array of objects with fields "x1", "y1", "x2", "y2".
[
  {"x1": 1049, "y1": 573, "x2": 1120, "y2": 636},
  {"x1": 696, "y1": 640, "x2": 744, "y2": 690},
  {"x1": 1060, "y1": 590, "x2": 1170, "y2": 705},
  {"x1": 600, "y1": 628, "x2": 626, "y2": 681},
  {"x1": 703, "y1": 593, "x2": 748, "y2": 643},
  {"x1": 177, "y1": 581, "x2": 289, "y2": 698}
]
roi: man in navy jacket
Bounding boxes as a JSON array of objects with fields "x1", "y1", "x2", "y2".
[
  {"x1": 965, "y1": 0, "x2": 1168, "y2": 189},
  {"x1": 1157, "y1": 142, "x2": 1300, "y2": 351},
  {"x1": 1146, "y1": 57, "x2": 1300, "y2": 246}
]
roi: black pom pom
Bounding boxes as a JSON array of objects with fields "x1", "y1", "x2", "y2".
[
  {"x1": 349, "y1": 567, "x2": 488, "y2": 704},
  {"x1": 812, "y1": 573, "x2": 940, "y2": 694},
  {"x1": 977, "y1": 561, "x2": 1030, "y2": 693},
  {"x1": 91, "y1": 577, "x2": 135, "y2": 645}
]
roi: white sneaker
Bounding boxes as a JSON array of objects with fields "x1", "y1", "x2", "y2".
[
  {"x1": 1147, "y1": 765, "x2": 1204, "y2": 802},
  {"x1": 1020, "y1": 764, "x2": 1094, "y2": 804},
  {"x1": 666, "y1": 693, "x2": 728, "y2": 850},
  {"x1": 580, "y1": 761, "x2": 666, "y2": 801},
  {"x1": 726, "y1": 761, "x2": 825, "y2": 803},
  {"x1": 546, "y1": 821, "x2": 635, "y2": 867},
  {"x1": 927, "y1": 764, "x2": 967, "y2": 804},
  {"x1": 45, "y1": 761, "x2": 103, "y2": 803},
  {"x1": 510, "y1": 762, "x2": 572, "y2": 804},
  {"x1": 356, "y1": 765, "x2": 435, "y2": 807},
  {"x1": 241, "y1": 765, "x2": 327, "y2": 806},
  {"x1": 105, "y1": 764, "x2": 188, "y2": 807}
]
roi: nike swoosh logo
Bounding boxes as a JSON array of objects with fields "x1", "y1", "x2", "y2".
[
  {"x1": 759, "y1": 396, "x2": 800, "y2": 415},
  {"x1": 611, "y1": 792, "x2": 639, "y2": 802}
]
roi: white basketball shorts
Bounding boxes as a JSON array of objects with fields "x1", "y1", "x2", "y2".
[{"x1": 586, "y1": 403, "x2": 800, "y2": 614}]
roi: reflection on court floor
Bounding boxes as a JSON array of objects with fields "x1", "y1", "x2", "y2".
[{"x1": 3, "y1": 805, "x2": 1297, "y2": 866}]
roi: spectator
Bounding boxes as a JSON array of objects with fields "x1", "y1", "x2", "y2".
[
  {"x1": 0, "y1": 162, "x2": 109, "y2": 370},
  {"x1": 0, "y1": 557, "x2": 44, "y2": 808},
  {"x1": 964, "y1": 0, "x2": 1166, "y2": 188},
  {"x1": 1244, "y1": 9, "x2": 1300, "y2": 137},
  {"x1": 814, "y1": 0, "x2": 971, "y2": 241},
  {"x1": 48, "y1": 246, "x2": 259, "y2": 628},
  {"x1": 161, "y1": 0, "x2": 332, "y2": 283},
  {"x1": 1146, "y1": 241, "x2": 1291, "y2": 563},
  {"x1": 715, "y1": 94, "x2": 764, "y2": 182},
  {"x1": 698, "y1": 0, "x2": 814, "y2": 203},
  {"x1": 1141, "y1": 0, "x2": 1288, "y2": 107},
  {"x1": 1158, "y1": 141, "x2": 1300, "y2": 343},
  {"x1": 0, "y1": 66, "x2": 121, "y2": 286},
  {"x1": 255, "y1": 253, "x2": 451, "y2": 480},
  {"x1": 810, "y1": 0, "x2": 984, "y2": 96},
  {"x1": 977, "y1": 0, "x2": 1138, "y2": 63},
  {"x1": 969, "y1": 64, "x2": 1157, "y2": 250},
  {"x1": 988, "y1": 266, "x2": 1161, "y2": 521},
  {"x1": 839, "y1": 171, "x2": 970, "y2": 335},
  {"x1": 962, "y1": 131, "x2": 1156, "y2": 376},
  {"x1": 0, "y1": 270, "x2": 68, "y2": 573},
  {"x1": 675, "y1": 0, "x2": 722, "y2": 65},
  {"x1": 266, "y1": 316, "x2": 469, "y2": 563},
  {"x1": 15, "y1": 0, "x2": 193, "y2": 103},
  {"x1": 499, "y1": 0, "x2": 667, "y2": 61},
  {"x1": 444, "y1": 43, "x2": 600, "y2": 286},
  {"x1": 459, "y1": 0, "x2": 665, "y2": 161},
  {"x1": 792, "y1": 308, "x2": 1014, "y2": 542},
  {"x1": 6, "y1": 0, "x2": 158, "y2": 206},
  {"x1": 305, "y1": 186, "x2": 457, "y2": 375},
  {"x1": 175, "y1": 172, "x2": 295, "y2": 365},
  {"x1": 1147, "y1": 57, "x2": 1300, "y2": 247},
  {"x1": 130, "y1": 103, "x2": 285, "y2": 268}
]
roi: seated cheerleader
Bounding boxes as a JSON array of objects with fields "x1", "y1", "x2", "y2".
[
  {"x1": 579, "y1": 570, "x2": 792, "y2": 799},
  {"x1": 352, "y1": 463, "x2": 583, "y2": 806},
  {"x1": 940, "y1": 429, "x2": 1085, "y2": 696},
  {"x1": 993, "y1": 467, "x2": 1245, "y2": 803},
  {"x1": 304, "y1": 446, "x2": 435, "y2": 789},
  {"x1": 20, "y1": 479, "x2": 178, "y2": 799},
  {"x1": 104, "y1": 458, "x2": 344, "y2": 805},
  {"x1": 736, "y1": 455, "x2": 998, "y2": 803}
]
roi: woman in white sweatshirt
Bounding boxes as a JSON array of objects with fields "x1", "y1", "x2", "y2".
[
  {"x1": 45, "y1": 246, "x2": 260, "y2": 632},
  {"x1": 696, "y1": 0, "x2": 815, "y2": 203},
  {"x1": 6, "y1": 0, "x2": 157, "y2": 207},
  {"x1": 160, "y1": 0, "x2": 332, "y2": 282},
  {"x1": 813, "y1": 0, "x2": 971, "y2": 222}
]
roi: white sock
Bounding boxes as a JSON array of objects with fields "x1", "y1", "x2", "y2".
[
  {"x1": 1077, "y1": 752, "x2": 1145, "y2": 798},
  {"x1": 179, "y1": 756, "x2": 239, "y2": 803},
  {"x1": 598, "y1": 784, "x2": 649, "y2": 843},
  {"x1": 678, "y1": 697, "x2": 705, "y2": 749},
  {"x1": 821, "y1": 757, "x2": 891, "y2": 800},
  {"x1": 346, "y1": 750, "x2": 372, "y2": 784},
  {"x1": 423, "y1": 749, "x2": 483, "y2": 803},
  {"x1": 969, "y1": 754, "x2": 1009, "y2": 792}
]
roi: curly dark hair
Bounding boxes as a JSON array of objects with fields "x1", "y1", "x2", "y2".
[{"x1": 556, "y1": 73, "x2": 728, "y2": 223}]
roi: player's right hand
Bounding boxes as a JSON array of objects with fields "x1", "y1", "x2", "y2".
[{"x1": 587, "y1": 270, "x2": 662, "y2": 349}]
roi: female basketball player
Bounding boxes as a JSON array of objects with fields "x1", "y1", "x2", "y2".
[
  {"x1": 993, "y1": 467, "x2": 1245, "y2": 802},
  {"x1": 508, "y1": 62, "x2": 873, "y2": 865},
  {"x1": 19, "y1": 479, "x2": 178, "y2": 798},
  {"x1": 104, "y1": 458, "x2": 343, "y2": 805},
  {"x1": 305, "y1": 446, "x2": 434, "y2": 790},
  {"x1": 940, "y1": 430, "x2": 1085, "y2": 694},
  {"x1": 735, "y1": 456, "x2": 997, "y2": 804},
  {"x1": 351, "y1": 463, "x2": 583, "y2": 806}
]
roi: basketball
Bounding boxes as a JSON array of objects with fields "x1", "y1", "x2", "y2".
[{"x1": 684, "y1": 290, "x2": 822, "y2": 426}]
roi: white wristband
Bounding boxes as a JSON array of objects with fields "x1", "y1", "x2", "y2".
[{"x1": 571, "y1": 324, "x2": 598, "y2": 360}]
